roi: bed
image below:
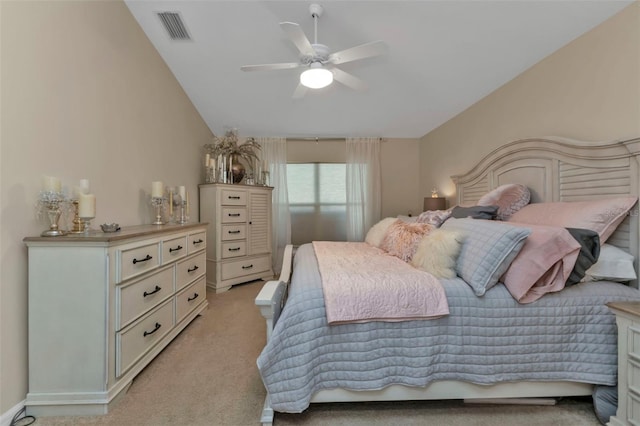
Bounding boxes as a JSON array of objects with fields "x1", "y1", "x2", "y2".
[{"x1": 255, "y1": 137, "x2": 640, "y2": 426}]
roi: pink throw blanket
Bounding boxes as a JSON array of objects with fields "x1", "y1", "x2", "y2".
[{"x1": 312, "y1": 241, "x2": 449, "y2": 325}]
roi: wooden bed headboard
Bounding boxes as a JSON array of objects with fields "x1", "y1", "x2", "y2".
[{"x1": 451, "y1": 137, "x2": 640, "y2": 286}]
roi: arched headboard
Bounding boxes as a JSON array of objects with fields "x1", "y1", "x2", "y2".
[{"x1": 451, "y1": 137, "x2": 640, "y2": 286}]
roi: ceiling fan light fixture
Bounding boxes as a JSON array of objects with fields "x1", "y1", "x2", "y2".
[{"x1": 300, "y1": 63, "x2": 333, "y2": 89}]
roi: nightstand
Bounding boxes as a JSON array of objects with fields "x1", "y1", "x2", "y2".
[{"x1": 608, "y1": 301, "x2": 640, "y2": 426}]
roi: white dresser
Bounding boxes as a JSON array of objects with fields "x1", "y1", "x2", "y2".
[
  {"x1": 199, "y1": 183, "x2": 274, "y2": 292},
  {"x1": 24, "y1": 223, "x2": 208, "y2": 416},
  {"x1": 608, "y1": 301, "x2": 640, "y2": 426}
]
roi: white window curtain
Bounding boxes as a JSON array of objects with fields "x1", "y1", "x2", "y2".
[
  {"x1": 257, "y1": 137, "x2": 291, "y2": 273},
  {"x1": 345, "y1": 137, "x2": 381, "y2": 241}
]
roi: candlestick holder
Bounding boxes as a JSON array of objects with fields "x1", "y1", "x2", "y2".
[
  {"x1": 151, "y1": 196, "x2": 166, "y2": 225},
  {"x1": 68, "y1": 200, "x2": 85, "y2": 234},
  {"x1": 178, "y1": 200, "x2": 188, "y2": 224},
  {"x1": 80, "y1": 216, "x2": 94, "y2": 233},
  {"x1": 36, "y1": 191, "x2": 67, "y2": 237}
]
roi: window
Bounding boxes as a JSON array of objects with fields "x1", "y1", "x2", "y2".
[{"x1": 287, "y1": 163, "x2": 346, "y2": 245}]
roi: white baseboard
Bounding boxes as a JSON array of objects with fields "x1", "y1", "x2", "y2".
[{"x1": 0, "y1": 400, "x2": 26, "y2": 426}]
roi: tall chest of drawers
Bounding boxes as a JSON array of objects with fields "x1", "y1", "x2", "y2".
[
  {"x1": 608, "y1": 301, "x2": 640, "y2": 426},
  {"x1": 24, "y1": 223, "x2": 208, "y2": 416},
  {"x1": 199, "y1": 183, "x2": 274, "y2": 292}
]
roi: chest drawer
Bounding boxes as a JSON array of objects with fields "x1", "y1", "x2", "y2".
[
  {"x1": 221, "y1": 255, "x2": 271, "y2": 280},
  {"x1": 176, "y1": 251, "x2": 206, "y2": 291},
  {"x1": 222, "y1": 241, "x2": 246, "y2": 258},
  {"x1": 117, "y1": 266, "x2": 174, "y2": 330},
  {"x1": 116, "y1": 298, "x2": 174, "y2": 377},
  {"x1": 176, "y1": 276, "x2": 206, "y2": 325},
  {"x1": 118, "y1": 242, "x2": 161, "y2": 282},
  {"x1": 188, "y1": 232, "x2": 206, "y2": 254},
  {"x1": 221, "y1": 207, "x2": 246, "y2": 223},
  {"x1": 221, "y1": 189, "x2": 246, "y2": 206},
  {"x1": 162, "y1": 235, "x2": 188, "y2": 264},
  {"x1": 221, "y1": 224, "x2": 246, "y2": 241}
]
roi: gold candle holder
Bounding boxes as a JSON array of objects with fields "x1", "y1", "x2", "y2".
[{"x1": 68, "y1": 200, "x2": 85, "y2": 234}]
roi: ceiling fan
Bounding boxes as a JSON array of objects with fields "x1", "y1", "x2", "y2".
[{"x1": 240, "y1": 3, "x2": 387, "y2": 98}]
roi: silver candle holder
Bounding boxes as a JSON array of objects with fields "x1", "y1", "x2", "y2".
[
  {"x1": 37, "y1": 191, "x2": 68, "y2": 237},
  {"x1": 178, "y1": 200, "x2": 188, "y2": 224},
  {"x1": 151, "y1": 196, "x2": 166, "y2": 225}
]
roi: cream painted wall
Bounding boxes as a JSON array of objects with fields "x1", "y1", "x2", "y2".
[
  {"x1": 0, "y1": 1, "x2": 212, "y2": 414},
  {"x1": 419, "y1": 3, "x2": 640, "y2": 205}
]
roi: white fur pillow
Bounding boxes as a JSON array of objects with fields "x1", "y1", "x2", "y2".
[
  {"x1": 365, "y1": 217, "x2": 398, "y2": 247},
  {"x1": 411, "y1": 229, "x2": 463, "y2": 279}
]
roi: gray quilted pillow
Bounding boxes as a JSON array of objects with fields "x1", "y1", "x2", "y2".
[{"x1": 440, "y1": 218, "x2": 531, "y2": 296}]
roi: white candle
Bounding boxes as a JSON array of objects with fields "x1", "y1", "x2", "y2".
[
  {"x1": 262, "y1": 160, "x2": 268, "y2": 172},
  {"x1": 42, "y1": 175, "x2": 61, "y2": 193},
  {"x1": 178, "y1": 185, "x2": 186, "y2": 200},
  {"x1": 151, "y1": 181, "x2": 164, "y2": 198},
  {"x1": 205, "y1": 153, "x2": 210, "y2": 167},
  {"x1": 78, "y1": 193, "x2": 96, "y2": 218},
  {"x1": 79, "y1": 179, "x2": 90, "y2": 194}
]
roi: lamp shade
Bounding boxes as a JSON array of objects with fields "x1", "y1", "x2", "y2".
[
  {"x1": 300, "y1": 63, "x2": 333, "y2": 89},
  {"x1": 423, "y1": 197, "x2": 446, "y2": 211}
]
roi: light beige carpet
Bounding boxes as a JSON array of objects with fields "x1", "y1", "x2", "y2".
[{"x1": 31, "y1": 280, "x2": 602, "y2": 426}]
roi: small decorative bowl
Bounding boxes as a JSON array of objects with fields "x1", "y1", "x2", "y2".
[{"x1": 100, "y1": 223, "x2": 121, "y2": 233}]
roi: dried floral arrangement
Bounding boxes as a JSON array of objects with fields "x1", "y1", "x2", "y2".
[{"x1": 203, "y1": 130, "x2": 261, "y2": 164}]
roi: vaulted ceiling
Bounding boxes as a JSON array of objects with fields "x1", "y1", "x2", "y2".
[{"x1": 125, "y1": 1, "x2": 632, "y2": 139}]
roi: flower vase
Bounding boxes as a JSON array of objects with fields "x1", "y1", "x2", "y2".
[{"x1": 231, "y1": 155, "x2": 246, "y2": 184}]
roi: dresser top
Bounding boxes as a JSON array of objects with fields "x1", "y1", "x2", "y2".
[
  {"x1": 607, "y1": 301, "x2": 640, "y2": 317},
  {"x1": 24, "y1": 223, "x2": 207, "y2": 245}
]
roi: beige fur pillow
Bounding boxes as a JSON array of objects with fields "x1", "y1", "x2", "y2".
[
  {"x1": 365, "y1": 217, "x2": 398, "y2": 247},
  {"x1": 411, "y1": 229, "x2": 463, "y2": 279},
  {"x1": 380, "y1": 220, "x2": 434, "y2": 262}
]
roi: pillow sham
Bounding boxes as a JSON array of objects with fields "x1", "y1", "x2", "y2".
[
  {"x1": 411, "y1": 229, "x2": 463, "y2": 279},
  {"x1": 450, "y1": 205, "x2": 498, "y2": 220},
  {"x1": 380, "y1": 220, "x2": 434, "y2": 262},
  {"x1": 477, "y1": 183, "x2": 530, "y2": 220},
  {"x1": 365, "y1": 217, "x2": 397, "y2": 248},
  {"x1": 582, "y1": 244, "x2": 637, "y2": 283},
  {"x1": 416, "y1": 209, "x2": 452, "y2": 227},
  {"x1": 440, "y1": 218, "x2": 531, "y2": 296},
  {"x1": 396, "y1": 215, "x2": 418, "y2": 223},
  {"x1": 565, "y1": 228, "x2": 600, "y2": 286},
  {"x1": 507, "y1": 196, "x2": 638, "y2": 243}
]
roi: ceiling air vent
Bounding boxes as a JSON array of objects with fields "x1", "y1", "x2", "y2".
[{"x1": 157, "y1": 11, "x2": 191, "y2": 41}]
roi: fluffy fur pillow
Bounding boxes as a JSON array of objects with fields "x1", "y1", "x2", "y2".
[
  {"x1": 380, "y1": 220, "x2": 434, "y2": 262},
  {"x1": 365, "y1": 217, "x2": 398, "y2": 247},
  {"x1": 411, "y1": 229, "x2": 463, "y2": 279},
  {"x1": 478, "y1": 184, "x2": 530, "y2": 220}
]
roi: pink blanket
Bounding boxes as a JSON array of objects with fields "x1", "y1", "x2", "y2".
[
  {"x1": 312, "y1": 241, "x2": 449, "y2": 325},
  {"x1": 501, "y1": 224, "x2": 581, "y2": 304}
]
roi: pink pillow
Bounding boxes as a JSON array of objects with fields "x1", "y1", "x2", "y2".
[
  {"x1": 477, "y1": 184, "x2": 530, "y2": 220},
  {"x1": 507, "y1": 196, "x2": 638, "y2": 243},
  {"x1": 416, "y1": 209, "x2": 452, "y2": 227},
  {"x1": 380, "y1": 220, "x2": 434, "y2": 262}
]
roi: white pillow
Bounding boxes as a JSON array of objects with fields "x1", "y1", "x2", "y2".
[
  {"x1": 582, "y1": 244, "x2": 637, "y2": 283},
  {"x1": 411, "y1": 229, "x2": 463, "y2": 279},
  {"x1": 365, "y1": 217, "x2": 398, "y2": 248}
]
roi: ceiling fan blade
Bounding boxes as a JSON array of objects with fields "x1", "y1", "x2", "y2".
[
  {"x1": 292, "y1": 83, "x2": 308, "y2": 99},
  {"x1": 331, "y1": 67, "x2": 368, "y2": 91},
  {"x1": 280, "y1": 22, "x2": 314, "y2": 55},
  {"x1": 329, "y1": 40, "x2": 388, "y2": 65},
  {"x1": 241, "y1": 62, "x2": 301, "y2": 72}
]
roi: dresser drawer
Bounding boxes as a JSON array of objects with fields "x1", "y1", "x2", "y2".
[
  {"x1": 176, "y1": 251, "x2": 206, "y2": 291},
  {"x1": 118, "y1": 242, "x2": 161, "y2": 282},
  {"x1": 221, "y1": 189, "x2": 246, "y2": 206},
  {"x1": 176, "y1": 276, "x2": 206, "y2": 324},
  {"x1": 221, "y1": 255, "x2": 271, "y2": 280},
  {"x1": 222, "y1": 241, "x2": 246, "y2": 259},
  {"x1": 629, "y1": 391, "x2": 640, "y2": 424},
  {"x1": 221, "y1": 207, "x2": 246, "y2": 223},
  {"x1": 116, "y1": 299, "x2": 174, "y2": 377},
  {"x1": 162, "y1": 235, "x2": 188, "y2": 264},
  {"x1": 117, "y1": 266, "x2": 174, "y2": 330},
  {"x1": 221, "y1": 224, "x2": 246, "y2": 241},
  {"x1": 188, "y1": 231, "x2": 206, "y2": 254}
]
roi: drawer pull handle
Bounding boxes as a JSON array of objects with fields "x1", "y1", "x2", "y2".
[
  {"x1": 228, "y1": 196, "x2": 241, "y2": 200},
  {"x1": 242, "y1": 264, "x2": 254, "y2": 270},
  {"x1": 228, "y1": 230, "x2": 241, "y2": 234},
  {"x1": 228, "y1": 247, "x2": 241, "y2": 252},
  {"x1": 193, "y1": 239, "x2": 203, "y2": 244},
  {"x1": 188, "y1": 265, "x2": 199, "y2": 273},
  {"x1": 169, "y1": 245, "x2": 183, "y2": 253},
  {"x1": 228, "y1": 213, "x2": 241, "y2": 217},
  {"x1": 187, "y1": 293, "x2": 199, "y2": 302},
  {"x1": 132, "y1": 254, "x2": 153, "y2": 264},
  {"x1": 143, "y1": 285, "x2": 162, "y2": 297},
  {"x1": 143, "y1": 322, "x2": 161, "y2": 337}
]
